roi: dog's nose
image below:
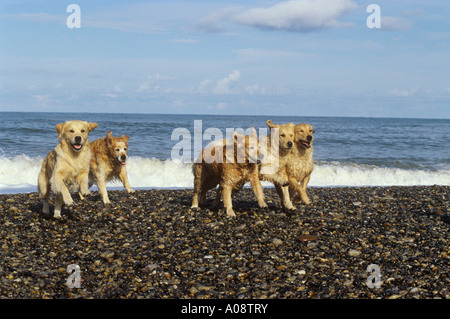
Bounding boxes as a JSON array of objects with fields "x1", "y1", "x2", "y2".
[
  {"x1": 74, "y1": 136, "x2": 82, "y2": 144},
  {"x1": 307, "y1": 135, "x2": 312, "y2": 141},
  {"x1": 287, "y1": 141, "x2": 293, "y2": 148},
  {"x1": 120, "y1": 155, "x2": 127, "y2": 161}
]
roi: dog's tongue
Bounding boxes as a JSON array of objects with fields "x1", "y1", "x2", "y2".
[
  {"x1": 74, "y1": 144, "x2": 82, "y2": 150},
  {"x1": 121, "y1": 161, "x2": 126, "y2": 165}
]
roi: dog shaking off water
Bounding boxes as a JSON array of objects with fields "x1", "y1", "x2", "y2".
[
  {"x1": 191, "y1": 127, "x2": 267, "y2": 217},
  {"x1": 38, "y1": 120, "x2": 98, "y2": 218}
]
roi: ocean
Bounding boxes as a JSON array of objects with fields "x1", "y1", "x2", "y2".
[{"x1": 0, "y1": 112, "x2": 449, "y2": 194}]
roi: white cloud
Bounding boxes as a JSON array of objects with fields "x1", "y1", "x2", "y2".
[
  {"x1": 390, "y1": 87, "x2": 418, "y2": 97},
  {"x1": 193, "y1": 70, "x2": 241, "y2": 94},
  {"x1": 137, "y1": 74, "x2": 176, "y2": 93},
  {"x1": 212, "y1": 70, "x2": 241, "y2": 94},
  {"x1": 246, "y1": 84, "x2": 268, "y2": 95},
  {"x1": 233, "y1": 0, "x2": 358, "y2": 32},
  {"x1": 194, "y1": 7, "x2": 241, "y2": 33},
  {"x1": 100, "y1": 93, "x2": 118, "y2": 98}
]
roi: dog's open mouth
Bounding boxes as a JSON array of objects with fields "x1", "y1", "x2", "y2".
[
  {"x1": 71, "y1": 143, "x2": 83, "y2": 152},
  {"x1": 300, "y1": 140, "x2": 312, "y2": 149}
]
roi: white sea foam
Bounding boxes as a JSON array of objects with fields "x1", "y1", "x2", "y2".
[{"x1": 0, "y1": 155, "x2": 449, "y2": 194}]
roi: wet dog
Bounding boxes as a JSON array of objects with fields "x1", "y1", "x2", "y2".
[
  {"x1": 286, "y1": 123, "x2": 315, "y2": 204},
  {"x1": 191, "y1": 127, "x2": 267, "y2": 217},
  {"x1": 38, "y1": 120, "x2": 98, "y2": 218},
  {"x1": 259, "y1": 120, "x2": 296, "y2": 211},
  {"x1": 86, "y1": 131, "x2": 134, "y2": 204}
]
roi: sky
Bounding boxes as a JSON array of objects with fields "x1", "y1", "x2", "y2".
[{"x1": 0, "y1": 0, "x2": 449, "y2": 118}]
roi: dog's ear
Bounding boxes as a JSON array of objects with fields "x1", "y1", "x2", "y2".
[
  {"x1": 88, "y1": 122, "x2": 98, "y2": 132},
  {"x1": 122, "y1": 135, "x2": 130, "y2": 142},
  {"x1": 266, "y1": 120, "x2": 278, "y2": 129},
  {"x1": 106, "y1": 131, "x2": 113, "y2": 146},
  {"x1": 232, "y1": 130, "x2": 245, "y2": 146},
  {"x1": 55, "y1": 122, "x2": 65, "y2": 139},
  {"x1": 250, "y1": 126, "x2": 257, "y2": 136}
]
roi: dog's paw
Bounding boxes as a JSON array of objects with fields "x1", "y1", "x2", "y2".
[
  {"x1": 64, "y1": 197, "x2": 74, "y2": 207},
  {"x1": 226, "y1": 209, "x2": 236, "y2": 218},
  {"x1": 127, "y1": 188, "x2": 135, "y2": 194},
  {"x1": 81, "y1": 190, "x2": 91, "y2": 198},
  {"x1": 259, "y1": 202, "x2": 269, "y2": 209}
]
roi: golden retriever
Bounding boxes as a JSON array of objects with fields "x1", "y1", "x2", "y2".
[
  {"x1": 259, "y1": 120, "x2": 296, "y2": 211},
  {"x1": 286, "y1": 123, "x2": 315, "y2": 204},
  {"x1": 191, "y1": 127, "x2": 267, "y2": 217},
  {"x1": 85, "y1": 131, "x2": 134, "y2": 204},
  {"x1": 38, "y1": 120, "x2": 98, "y2": 218}
]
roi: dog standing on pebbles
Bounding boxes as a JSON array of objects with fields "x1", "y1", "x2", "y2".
[
  {"x1": 38, "y1": 120, "x2": 98, "y2": 218},
  {"x1": 191, "y1": 127, "x2": 267, "y2": 217},
  {"x1": 86, "y1": 131, "x2": 134, "y2": 204},
  {"x1": 286, "y1": 123, "x2": 315, "y2": 205}
]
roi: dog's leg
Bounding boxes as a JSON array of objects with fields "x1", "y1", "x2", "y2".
[
  {"x1": 191, "y1": 163, "x2": 201, "y2": 208},
  {"x1": 97, "y1": 175, "x2": 110, "y2": 205},
  {"x1": 249, "y1": 174, "x2": 268, "y2": 209},
  {"x1": 212, "y1": 185, "x2": 222, "y2": 208},
  {"x1": 38, "y1": 170, "x2": 50, "y2": 215},
  {"x1": 119, "y1": 167, "x2": 134, "y2": 194},
  {"x1": 51, "y1": 170, "x2": 73, "y2": 207},
  {"x1": 78, "y1": 170, "x2": 91, "y2": 199},
  {"x1": 221, "y1": 183, "x2": 236, "y2": 217},
  {"x1": 298, "y1": 174, "x2": 311, "y2": 204},
  {"x1": 290, "y1": 176, "x2": 311, "y2": 205},
  {"x1": 275, "y1": 183, "x2": 295, "y2": 211},
  {"x1": 53, "y1": 193, "x2": 64, "y2": 218}
]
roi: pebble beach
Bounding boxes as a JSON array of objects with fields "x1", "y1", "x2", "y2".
[{"x1": 0, "y1": 186, "x2": 449, "y2": 299}]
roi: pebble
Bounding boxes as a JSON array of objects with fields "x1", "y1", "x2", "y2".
[
  {"x1": 348, "y1": 249, "x2": 361, "y2": 257},
  {"x1": 0, "y1": 185, "x2": 448, "y2": 299}
]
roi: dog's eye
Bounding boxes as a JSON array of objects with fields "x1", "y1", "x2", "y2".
[
  {"x1": 81, "y1": 129, "x2": 85, "y2": 133},
  {"x1": 280, "y1": 134, "x2": 285, "y2": 137},
  {"x1": 124, "y1": 148, "x2": 127, "y2": 151},
  {"x1": 70, "y1": 129, "x2": 74, "y2": 133},
  {"x1": 115, "y1": 148, "x2": 120, "y2": 152}
]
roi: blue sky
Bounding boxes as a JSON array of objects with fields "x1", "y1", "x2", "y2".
[{"x1": 0, "y1": 0, "x2": 449, "y2": 118}]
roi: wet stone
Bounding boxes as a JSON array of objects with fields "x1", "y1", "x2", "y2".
[{"x1": 0, "y1": 186, "x2": 448, "y2": 299}]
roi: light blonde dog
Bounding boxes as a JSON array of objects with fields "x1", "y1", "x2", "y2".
[
  {"x1": 259, "y1": 120, "x2": 296, "y2": 211},
  {"x1": 85, "y1": 131, "x2": 134, "y2": 204},
  {"x1": 38, "y1": 120, "x2": 98, "y2": 218},
  {"x1": 191, "y1": 127, "x2": 267, "y2": 217},
  {"x1": 286, "y1": 123, "x2": 315, "y2": 204}
]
